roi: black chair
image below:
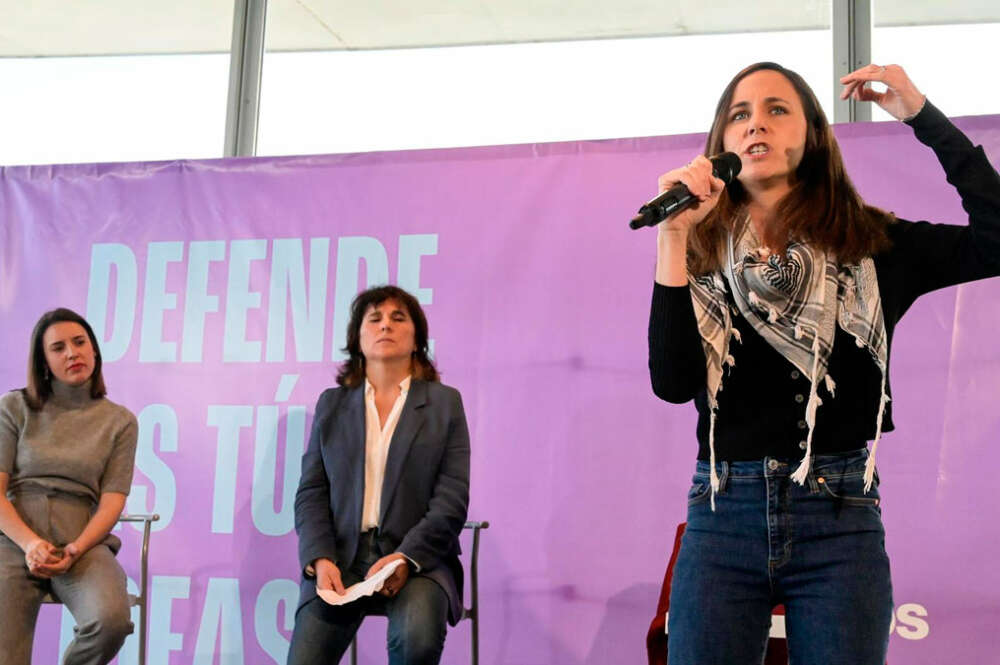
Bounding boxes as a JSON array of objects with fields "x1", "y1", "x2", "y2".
[
  {"x1": 349, "y1": 520, "x2": 490, "y2": 665},
  {"x1": 42, "y1": 513, "x2": 160, "y2": 665}
]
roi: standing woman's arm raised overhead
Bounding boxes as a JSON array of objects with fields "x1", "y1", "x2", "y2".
[{"x1": 842, "y1": 64, "x2": 1000, "y2": 307}]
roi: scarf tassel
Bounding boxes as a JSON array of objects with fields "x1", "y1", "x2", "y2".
[
  {"x1": 709, "y1": 409, "x2": 720, "y2": 511},
  {"x1": 864, "y1": 370, "x2": 890, "y2": 493},
  {"x1": 791, "y1": 337, "x2": 824, "y2": 485}
]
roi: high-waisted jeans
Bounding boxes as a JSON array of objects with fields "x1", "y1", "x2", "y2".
[{"x1": 667, "y1": 449, "x2": 893, "y2": 665}]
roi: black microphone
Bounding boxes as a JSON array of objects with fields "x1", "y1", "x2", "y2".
[{"x1": 629, "y1": 152, "x2": 742, "y2": 229}]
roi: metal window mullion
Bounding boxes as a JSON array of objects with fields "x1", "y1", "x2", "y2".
[
  {"x1": 224, "y1": 0, "x2": 267, "y2": 157},
  {"x1": 832, "y1": 0, "x2": 872, "y2": 123}
]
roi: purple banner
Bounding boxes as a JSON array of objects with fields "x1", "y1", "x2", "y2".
[{"x1": 2, "y1": 113, "x2": 999, "y2": 664}]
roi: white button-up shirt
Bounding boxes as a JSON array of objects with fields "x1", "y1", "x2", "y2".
[{"x1": 361, "y1": 375, "x2": 411, "y2": 531}]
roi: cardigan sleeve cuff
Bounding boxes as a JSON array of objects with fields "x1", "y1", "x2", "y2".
[{"x1": 904, "y1": 99, "x2": 967, "y2": 150}]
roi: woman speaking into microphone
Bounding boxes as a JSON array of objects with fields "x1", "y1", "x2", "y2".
[{"x1": 647, "y1": 62, "x2": 1000, "y2": 664}]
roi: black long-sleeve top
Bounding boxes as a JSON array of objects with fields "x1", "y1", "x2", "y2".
[{"x1": 648, "y1": 101, "x2": 1000, "y2": 462}]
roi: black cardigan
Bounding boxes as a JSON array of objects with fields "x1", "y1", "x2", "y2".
[{"x1": 648, "y1": 101, "x2": 1000, "y2": 462}]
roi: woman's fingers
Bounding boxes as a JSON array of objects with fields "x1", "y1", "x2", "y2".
[
  {"x1": 331, "y1": 571, "x2": 345, "y2": 595},
  {"x1": 365, "y1": 559, "x2": 385, "y2": 578},
  {"x1": 839, "y1": 63, "x2": 924, "y2": 119},
  {"x1": 654, "y1": 154, "x2": 727, "y2": 234},
  {"x1": 688, "y1": 156, "x2": 717, "y2": 199},
  {"x1": 318, "y1": 569, "x2": 345, "y2": 595},
  {"x1": 314, "y1": 558, "x2": 345, "y2": 595},
  {"x1": 840, "y1": 62, "x2": 887, "y2": 86},
  {"x1": 381, "y1": 565, "x2": 409, "y2": 597},
  {"x1": 839, "y1": 79, "x2": 864, "y2": 100},
  {"x1": 657, "y1": 156, "x2": 716, "y2": 199},
  {"x1": 854, "y1": 86, "x2": 885, "y2": 104},
  {"x1": 29, "y1": 565, "x2": 52, "y2": 579},
  {"x1": 32, "y1": 558, "x2": 69, "y2": 577},
  {"x1": 24, "y1": 539, "x2": 59, "y2": 567},
  {"x1": 840, "y1": 63, "x2": 888, "y2": 102}
]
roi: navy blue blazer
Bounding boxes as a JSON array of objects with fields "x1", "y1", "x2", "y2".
[{"x1": 294, "y1": 379, "x2": 471, "y2": 624}]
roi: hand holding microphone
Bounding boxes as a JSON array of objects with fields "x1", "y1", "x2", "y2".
[{"x1": 630, "y1": 152, "x2": 741, "y2": 231}]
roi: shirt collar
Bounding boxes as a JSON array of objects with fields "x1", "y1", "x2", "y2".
[{"x1": 364, "y1": 375, "x2": 412, "y2": 398}]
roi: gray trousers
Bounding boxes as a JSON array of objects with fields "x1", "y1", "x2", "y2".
[{"x1": 0, "y1": 491, "x2": 133, "y2": 665}]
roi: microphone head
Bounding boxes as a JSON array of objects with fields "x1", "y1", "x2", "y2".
[{"x1": 709, "y1": 152, "x2": 742, "y2": 184}]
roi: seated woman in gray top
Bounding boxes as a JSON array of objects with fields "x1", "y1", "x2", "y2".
[{"x1": 0, "y1": 308, "x2": 138, "y2": 665}]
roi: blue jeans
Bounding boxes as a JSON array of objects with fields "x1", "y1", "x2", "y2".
[
  {"x1": 287, "y1": 531, "x2": 449, "y2": 665},
  {"x1": 667, "y1": 449, "x2": 893, "y2": 665}
]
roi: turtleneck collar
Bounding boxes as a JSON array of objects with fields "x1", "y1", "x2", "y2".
[{"x1": 49, "y1": 378, "x2": 95, "y2": 408}]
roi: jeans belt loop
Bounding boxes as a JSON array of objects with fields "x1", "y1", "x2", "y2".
[{"x1": 718, "y1": 461, "x2": 730, "y2": 494}]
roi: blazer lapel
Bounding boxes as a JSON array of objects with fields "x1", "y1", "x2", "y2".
[
  {"x1": 337, "y1": 386, "x2": 366, "y2": 534},
  {"x1": 379, "y1": 379, "x2": 427, "y2": 525}
]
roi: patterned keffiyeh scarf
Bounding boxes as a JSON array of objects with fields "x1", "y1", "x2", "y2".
[{"x1": 689, "y1": 217, "x2": 889, "y2": 508}]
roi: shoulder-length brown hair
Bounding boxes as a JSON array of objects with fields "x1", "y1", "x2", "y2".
[
  {"x1": 688, "y1": 61, "x2": 892, "y2": 275},
  {"x1": 336, "y1": 285, "x2": 439, "y2": 388},
  {"x1": 25, "y1": 308, "x2": 107, "y2": 410}
]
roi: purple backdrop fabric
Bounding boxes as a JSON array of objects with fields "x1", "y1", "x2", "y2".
[{"x1": 1, "y1": 114, "x2": 999, "y2": 664}]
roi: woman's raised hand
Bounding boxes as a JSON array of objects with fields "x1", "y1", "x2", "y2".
[
  {"x1": 840, "y1": 63, "x2": 926, "y2": 121},
  {"x1": 656, "y1": 155, "x2": 726, "y2": 235}
]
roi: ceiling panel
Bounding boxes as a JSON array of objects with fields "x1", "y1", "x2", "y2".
[{"x1": 0, "y1": 0, "x2": 996, "y2": 57}]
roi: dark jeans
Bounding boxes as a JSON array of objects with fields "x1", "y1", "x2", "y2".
[
  {"x1": 287, "y1": 532, "x2": 449, "y2": 665},
  {"x1": 667, "y1": 449, "x2": 893, "y2": 665}
]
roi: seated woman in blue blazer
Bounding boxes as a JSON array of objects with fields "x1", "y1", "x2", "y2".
[{"x1": 288, "y1": 285, "x2": 471, "y2": 665}]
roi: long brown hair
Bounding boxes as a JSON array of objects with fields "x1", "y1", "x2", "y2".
[
  {"x1": 688, "y1": 62, "x2": 892, "y2": 275},
  {"x1": 25, "y1": 308, "x2": 107, "y2": 410},
  {"x1": 336, "y1": 285, "x2": 439, "y2": 388}
]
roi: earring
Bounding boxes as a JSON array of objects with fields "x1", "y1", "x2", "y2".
[{"x1": 44, "y1": 366, "x2": 51, "y2": 380}]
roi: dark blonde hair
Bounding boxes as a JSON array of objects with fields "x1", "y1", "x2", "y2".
[
  {"x1": 689, "y1": 62, "x2": 892, "y2": 275},
  {"x1": 25, "y1": 308, "x2": 107, "y2": 410},
  {"x1": 336, "y1": 285, "x2": 439, "y2": 388}
]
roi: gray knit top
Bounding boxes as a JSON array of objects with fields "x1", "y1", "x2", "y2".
[{"x1": 0, "y1": 380, "x2": 137, "y2": 505}]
